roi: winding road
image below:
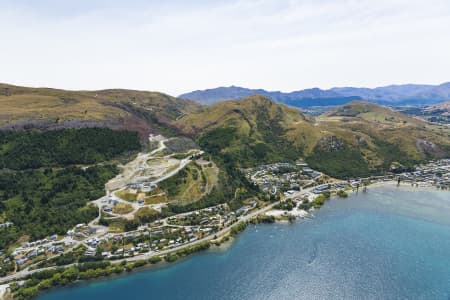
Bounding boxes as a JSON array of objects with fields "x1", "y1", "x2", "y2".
[{"x1": 0, "y1": 186, "x2": 318, "y2": 285}]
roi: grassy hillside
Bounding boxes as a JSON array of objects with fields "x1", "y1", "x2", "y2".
[
  {"x1": 2, "y1": 85, "x2": 447, "y2": 178},
  {"x1": 314, "y1": 101, "x2": 450, "y2": 176},
  {"x1": 0, "y1": 83, "x2": 201, "y2": 137},
  {"x1": 175, "y1": 95, "x2": 320, "y2": 167},
  {"x1": 158, "y1": 161, "x2": 218, "y2": 205},
  {"x1": 176, "y1": 97, "x2": 449, "y2": 178},
  {"x1": 426, "y1": 100, "x2": 450, "y2": 114}
]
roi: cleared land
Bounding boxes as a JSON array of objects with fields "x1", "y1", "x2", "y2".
[
  {"x1": 113, "y1": 203, "x2": 134, "y2": 215},
  {"x1": 158, "y1": 161, "x2": 219, "y2": 205},
  {"x1": 115, "y1": 190, "x2": 138, "y2": 202}
]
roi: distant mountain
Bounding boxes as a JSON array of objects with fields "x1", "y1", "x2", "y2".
[
  {"x1": 179, "y1": 83, "x2": 450, "y2": 107},
  {"x1": 425, "y1": 100, "x2": 450, "y2": 114},
  {"x1": 415, "y1": 82, "x2": 450, "y2": 101},
  {"x1": 425, "y1": 100, "x2": 450, "y2": 124},
  {"x1": 398, "y1": 100, "x2": 450, "y2": 125}
]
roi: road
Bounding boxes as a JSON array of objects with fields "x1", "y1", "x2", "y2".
[
  {"x1": 0, "y1": 186, "x2": 317, "y2": 285},
  {"x1": 105, "y1": 135, "x2": 167, "y2": 191}
]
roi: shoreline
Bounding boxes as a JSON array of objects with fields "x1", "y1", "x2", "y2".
[
  {"x1": 363, "y1": 180, "x2": 444, "y2": 193},
  {"x1": 266, "y1": 179, "x2": 446, "y2": 223},
  {"x1": 30, "y1": 239, "x2": 239, "y2": 300},
  {"x1": 34, "y1": 183, "x2": 450, "y2": 300},
  {"x1": 5, "y1": 181, "x2": 448, "y2": 299}
]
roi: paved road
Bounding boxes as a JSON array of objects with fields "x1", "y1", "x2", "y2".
[{"x1": 0, "y1": 186, "x2": 319, "y2": 285}]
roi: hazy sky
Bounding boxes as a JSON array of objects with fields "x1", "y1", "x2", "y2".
[{"x1": 1, "y1": 0, "x2": 449, "y2": 95}]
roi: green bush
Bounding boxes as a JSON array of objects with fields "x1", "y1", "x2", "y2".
[
  {"x1": 230, "y1": 222, "x2": 247, "y2": 236},
  {"x1": 312, "y1": 195, "x2": 328, "y2": 209},
  {"x1": 0, "y1": 128, "x2": 140, "y2": 170},
  {"x1": 273, "y1": 199, "x2": 296, "y2": 211},
  {"x1": 149, "y1": 256, "x2": 162, "y2": 264},
  {"x1": 165, "y1": 253, "x2": 179, "y2": 263},
  {"x1": 306, "y1": 148, "x2": 370, "y2": 179},
  {"x1": 337, "y1": 190, "x2": 348, "y2": 198},
  {"x1": 256, "y1": 214, "x2": 276, "y2": 223}
]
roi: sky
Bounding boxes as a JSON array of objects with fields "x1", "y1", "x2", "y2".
[{"x1": 0, "y1": 0, "x2": 449, "y2": 96}]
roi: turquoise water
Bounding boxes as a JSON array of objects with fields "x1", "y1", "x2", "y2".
[{"x1": 39, "y1": 186, "x2": 450, "y2": 300}]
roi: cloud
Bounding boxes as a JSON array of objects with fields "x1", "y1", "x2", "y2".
[{"x1": 0, "y1": 0, "x2": 449, "y2": 95}]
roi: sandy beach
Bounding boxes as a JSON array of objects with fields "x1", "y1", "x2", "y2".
[
  {"x1": 266, "y1": 208, "x2": 309, "y2": 218},
  {"x1": 364, "y1": 180, "x2": 439, "y2": 191}
]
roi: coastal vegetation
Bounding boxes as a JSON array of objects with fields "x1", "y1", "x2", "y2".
[
  {"x1": 273, "y1": 199, "x2": 296, "y2": 211},
  {"x1": 312, "y1": 192, "x2": 331, "y2": 209},
  {"x1": 298, "y1": 199, "x2": 313, "y2": 211},
  {"x1": 10, "y1": 241, "x2": 212, "y2": 300},
  {"x1": 253, "y1": 214, "x2": 276, "y2": 224},
  {"x1": 230, "y1": 222, "x2": 248, "y2": 236},
  {"x1": 337, "y1": 190, "x2": 349, "y2": 198}
]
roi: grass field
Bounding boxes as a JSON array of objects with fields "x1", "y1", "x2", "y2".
[
  {"x1": 0, "y1": 83, "x2": 200, "y2": 129},
  {"x1": 108, "y1": 220, "x2": 126, "y2": 232},
  {"x1": 145, "y1": 194, "x2": 168, "y2": 204},
  {"x1": 115, "y1": 189, "x2": 138, "y2": 202},
  {"x1": 159, "y1": 161, "x2": 219, "y2": 205},
  {"x1": 134, "y1": 207, "x2": 160, "y2": 218},
  {"x1": 113, "y1": 203, "x2": 134, "y2": 214}
]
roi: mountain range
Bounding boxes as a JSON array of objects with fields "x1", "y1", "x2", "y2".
[{"x1": 179, "y1": 82, "x2": 450, "y2": 107}]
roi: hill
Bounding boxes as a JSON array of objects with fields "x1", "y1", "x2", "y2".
[
  {"x1": 179, "y1": 82, "x2": 450, "y2": 107},
  {"x1": 179, "y1": 86, "x2": 362, "y2": 107},
  {"x1": 315, "y1": 102, "x2": 450, "y2": 175},
  {"x1": 0, "y1": 86, "x2": 449, "y2": 249},
  {"x1": 0, "y1": 83, "x2": 448, "y2": 177},
  {"x1": 175, "y1": 95, "x2": 321, "y2": 167},
  {"x1": 0, "y1": 83, "x2": 201, "y2": 137},
  {"x1": 176, "y1": 97, "x2": 450, "y2": 177},
  {"x1": 425, "y1": 100, "x2": 450, "y2": 113},
  {"x1": 423, "y1": 100, "x2": 450, "y2": 124},
  {"x1": 0, "y1": 128, "x2": 142, "y2": 249}
]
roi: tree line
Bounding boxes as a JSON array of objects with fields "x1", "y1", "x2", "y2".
[
  {"x1": 0, "y1": 128, "x2": 140, "y2": 170},
  {"x1": 0, "y1": 128, "x2": 142, "y2": 249}
]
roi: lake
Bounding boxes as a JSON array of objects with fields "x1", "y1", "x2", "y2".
[{"x1": 38, "y1": 185, "x2": 450, "y2": 300}]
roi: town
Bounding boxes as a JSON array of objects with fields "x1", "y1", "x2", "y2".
[
  {"x1": 0, "y1": 133, "x2": 449, "y2": 290},
  {"x1": 242, "y1": 160, "x2": 323, "y2": 195}
]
